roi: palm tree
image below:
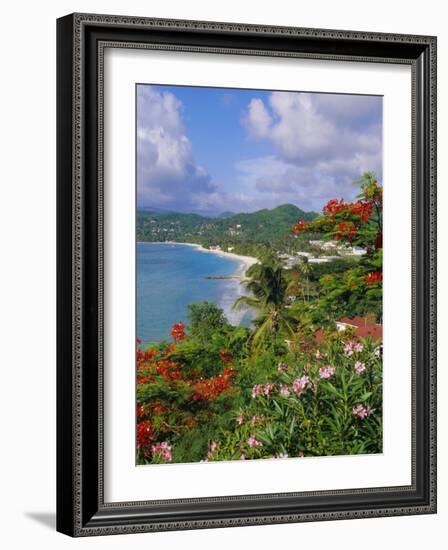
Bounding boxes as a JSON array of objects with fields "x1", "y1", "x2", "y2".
[{"x1": 233, "y1": 254, "x2": 295, "y2": 348}]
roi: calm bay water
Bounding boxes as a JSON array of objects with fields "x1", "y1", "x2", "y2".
[{"x1": 137, "y1": 242, "x2": 254, "y2": 344}]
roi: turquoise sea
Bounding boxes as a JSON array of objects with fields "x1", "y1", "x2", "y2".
[{"x1": 137, "y1": 242, "x2": 254, "y2": 344}]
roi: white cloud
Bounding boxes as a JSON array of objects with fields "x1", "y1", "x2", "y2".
[
  {"x1": 235, "y1": 155, "x2": 343, "y2": 212},
  {"x1": 137, "y1": 86, "x2": 216, "y2": 210},
  {"x1": 241, "y1": 91, "x2": 382, "y2": 207},
  {"x1": 243, "y1": 98, "x2": 272, "y2": 139}
]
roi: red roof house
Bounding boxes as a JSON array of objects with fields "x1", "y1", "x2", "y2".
[{"x1": 315, "y1": 315, "x2": 382, "y2": 343}]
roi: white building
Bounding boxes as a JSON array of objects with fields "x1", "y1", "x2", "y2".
[{"x1": 309, "y1": 240, "x2": 339, "y2": 250}]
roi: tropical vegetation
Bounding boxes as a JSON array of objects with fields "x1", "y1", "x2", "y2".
[{"x1": 136, "y1": 173, "x2": 383, "y2": 464}]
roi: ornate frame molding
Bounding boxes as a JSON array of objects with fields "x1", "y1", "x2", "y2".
[{"x1": 57, "y1": 13, "x2": 437, "y2": 537}]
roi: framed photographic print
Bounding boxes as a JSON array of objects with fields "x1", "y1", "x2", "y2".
[{"x1": 56, "y1": 13, "x2": 437, "y2": 536}]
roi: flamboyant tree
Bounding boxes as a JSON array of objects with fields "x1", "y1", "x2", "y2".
[{"x1": 291, "y1": 172, "x2": 383, "y2": 323}]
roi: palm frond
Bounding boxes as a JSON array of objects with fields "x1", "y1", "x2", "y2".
[
  {"x1": 251, "y1": 316, "x2": 274, "y2": 349},
  {"x1": 232, "y1": 295, "x2": 261, "y2": 311}
]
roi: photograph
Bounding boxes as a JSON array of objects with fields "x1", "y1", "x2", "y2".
[{"x1": 135, "y1": 84, "x2": 384, "y2": 465}]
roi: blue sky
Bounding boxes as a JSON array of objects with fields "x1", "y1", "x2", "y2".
[{"x1": 137, "y1": 84, "x2": 382, "y2": 215}]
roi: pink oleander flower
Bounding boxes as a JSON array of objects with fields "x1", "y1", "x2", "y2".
[
  {"x1": 319, "y1": 366, "x2": 336, "y2": 379},
  {"x1": 277, "y1": 362, "x2": 287, "y2": 372},
  {"x1": 251, "y1": 415, "x2": 262, "y2": 426},
  {"x1": 274, "y1": 453, "x2": 288, "y2": 459},
  {"x1": 247, "y1": 435, "x2": 263, "y2": 448},
  {"x1": 207, "y1": 441, "x2": 218, "y2": 459},
  {"x1": 251, "y1": 384, "x2": 263, "y2": 398},
  {"x1": 292, "y1": 375, "x2": 309, "y2": 395},
  {"x1": 264, "y1": 383, "x2": 275, "y2": 397},
  {"x1": 354, "y1": 361, "x2": 366, "y2": 375},
  {"x1": 354, "y1": 342, "x2": 364, "y2": 353},
  {"x1": 240, "y1": 454, "x2": 246, "y2": 460},
  {"x1": 236, "y1": 413, "x2": 244, "y2": 425},
  {"x1": 151, "y1": 441, "x2": 172, "y2": 462},
  {"x1": 352, "y1": 404, "x2": 373, "y2": 419},
  {"x1": 280, "y1": 383, "x2": 290, "y2": 397},
  {"x1": 344, "y1": 342, "x2": 354, "y2": 356}
]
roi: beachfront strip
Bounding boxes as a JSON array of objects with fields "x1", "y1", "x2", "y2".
[{"x1": 207, "y1": 239, "x2": 367, "y2": 268}]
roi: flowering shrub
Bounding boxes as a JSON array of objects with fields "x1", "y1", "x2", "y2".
[
  {"x1": 136, "y1": 310, "x2": 247, "y2": 464},
  {"x1": 291, "y1": 173, "x2": 383, "y2": 323},
  {"x1": 292, "y1": 172, "x2": 382, "y2": 253},
  {"x1": 137, "y1": 318, "x2": 382, "y2": 463},
  {"x1": 210, "y1": 334, "x2": 382, "y2": 461}
]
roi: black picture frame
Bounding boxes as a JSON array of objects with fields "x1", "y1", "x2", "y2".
[{"x1": 57, "y1": 13, "x2": 437, "y2": 537}]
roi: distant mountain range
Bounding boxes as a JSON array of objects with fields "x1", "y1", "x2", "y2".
[{"x1": 136, "y1": 204, "x2": 317, "y2": 245}]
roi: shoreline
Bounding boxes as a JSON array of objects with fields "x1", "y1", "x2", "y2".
[{"x1": 138, "y1": 241, "x2": 258, "y2": 278}]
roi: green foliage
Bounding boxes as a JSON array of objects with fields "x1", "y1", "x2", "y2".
[
  {"x1": 306, "y1": 258, "x2": 360, "y2": 282},
  {"x1": 187, "y1": 301, "x2": 229, "y2": 344}
]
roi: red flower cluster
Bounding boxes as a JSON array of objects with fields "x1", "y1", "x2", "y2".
[
  {"x1": 364, "y1": 272, "x2": 382, "y2": 285},
  {"x1": 292, "y1": 220, "x2": 308, "y2": 234},
  {"x1": 350, "y1": 201, "x2": 375, "y2": 223},
  {"x1": 219, "y1": 350, "x2": 233, "y2": 363},
  {"x1": 191, "y1": 366, "x2": 235, "y2": 401},
  {"x1": 136, "y1": 342, "x2": 157, "y2": 385},
  {"x1": 137, "y1": 374, "x2": 154, "y2": 385},
  {"x1": 136, "y1": 347, "x2": 157, "y2": 364},
  {"x1": 136, "y1": 420, "x2": 154, "y2": 448},
  {"x1": 323, "y1": 198, "x2": 374, "y2": 223},
  {"x1": 336, "y1": 221, "x2": 357, "y2": 242},
  {"x1": 170, "y1": 322, "x2": 186, "y2": 342},
  {"x1": 322, "y1": 198, "x2": 345, "y2": 215},
  {"x1": 292, "y1": 178, "x2": 382, "y2": 253},
  {"x1": 156, "y1": 358, "x2": 182, "y2": 380},
  {"x1": 293, "y1": 198, "x2": 375, "y2": 241}
]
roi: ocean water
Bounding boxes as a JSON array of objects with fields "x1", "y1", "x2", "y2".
[{"x1": 137, "y1": 242, "x2": 254, "y2": 344}]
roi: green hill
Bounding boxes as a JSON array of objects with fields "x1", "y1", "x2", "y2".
[{"x1": 136, "y1": 204, "x2": 317, "y2": 254}]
